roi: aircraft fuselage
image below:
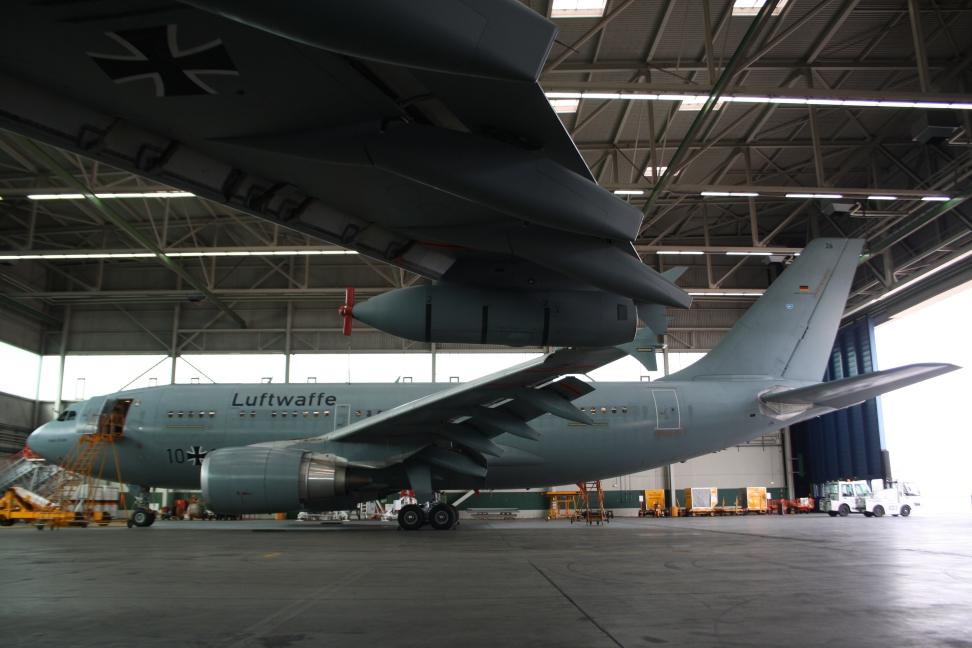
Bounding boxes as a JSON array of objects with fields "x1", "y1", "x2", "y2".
[{"x1": 28, "y1": 377, "x2": 797, "y2": 495}]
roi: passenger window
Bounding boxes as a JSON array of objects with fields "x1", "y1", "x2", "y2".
[
  {"x1": 177, "y1": 411, "x2": 184, "y2": 418},
  {"x1": 271, "y1": 411, "x2": 278, "y2": 417},
  {"x1": 250, "y1": 411, "x2": 256, "y2": 417},
  {"x1": 313, "y1": 411, "x2": 320, "y2": 417},
  {"x1": 239, "y1": 411, "x2": 246, "y2": 417},
  {"x1": 209, "y1": 411, "x2": 215, "y2": 417},
  {"x1": 324, "y1": 410, "x2": 331, "y2": 416},
  {"x1": 621, "y1": 407, "x2": 628, "y2": 414}
]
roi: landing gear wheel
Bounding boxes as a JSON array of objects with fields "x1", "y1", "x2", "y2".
[
  {"x1": 398, "y1": 504, "x2": 425, "y2": 531},
  {"x1": 827, "y1": 511, "x2": 838, "y2": 517},
  {"x1": 131, "y1": 508, "x2": 156, "y2": 528},
  {"x1": 838, "y1": 504, "x2": 850, "y2": 517},
  {"x1": 863, "y1": 511, "x2": 873, "y2": 518},
  {"x1": 900, "y1": 505, "x2": 911, "y2": 517},
  {"x1": 429, "y1": 503, "x2": 458, "y2": 530},
  {"x1": 0, "y1": 515, "x2": 13, "y2": 527},
  {"x1": 446, "y1": 503, "x2": 459, "y2": 528},
  {"x1": 872, "y1": 505, "x2": 885, "y2": 518}
]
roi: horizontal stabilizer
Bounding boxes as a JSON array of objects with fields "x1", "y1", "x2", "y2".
[{"x1": 761, "y1": 363, "x2": 959, "y2": 413}]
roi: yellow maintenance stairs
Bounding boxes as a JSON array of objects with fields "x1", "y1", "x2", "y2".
[
  {"x1": 575, "y1": 480, "x2": 610, "y2": 525},
  {"x1": 1, "y1": 404, "x2": 127, "y2": 529}
]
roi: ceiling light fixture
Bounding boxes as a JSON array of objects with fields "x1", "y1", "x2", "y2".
[
  {"x1": 785, "y1": 193, "x2": 843, "y2": 199},
  {"x1": 0, "y1": 249, "x2": 359, "y2": 261},
  {"x1": 550, "y1": 0, "x2": 607, "y2": 18},
  {"x1": 656, "y1": 250, "x2": 704, "y2": 255},
  {"x1": 545, "y1": 91, "x2": 972, "y2": 111},
  {"x1": 700, "y1": 191, "x2": 759, "y2": 197},
  {"x1": 920, "y1": 196, "x2": 951, "y2": 201},
  {"x1": 867, "y1": 195, "x2": 897, "y2": 201},
  {"x1": 614, "y1": 189, "x2": 645, "y2": 195},
  {"x1": 26, "y1": 191, "x2": 195, "y2": 200}
]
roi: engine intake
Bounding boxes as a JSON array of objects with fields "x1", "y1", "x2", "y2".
[{"x1": 201, "y1": 446, "x2": 366, "y2": 514}]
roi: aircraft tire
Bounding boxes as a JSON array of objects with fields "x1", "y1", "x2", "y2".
[
  {"x1": 446, "y1": 503, "x2": 460, "y2": 528},
  {"x1": 838, "y1": 504, "x2": 850, "y2": 517},
  {"x1": 863, "y1": 511, "x2": 873, "y2": 518},
  {"x1": 398, "y1": 504, "x2": 425, "y2": 531},
  {"x1": 900, "y1": 505, "x2": 911, "y2": 517},
  {"x1": 872, "y1": 505, "x2": 885, "y2": 518},
  {"x1": 827, "y1": 511, "x2": 838, "y2": 517},
  {"x1": 428, "y1": 503, "x2": 457, "y2": 530},
  {"x1": 132, "y1": 508, "x2": 154, "y2": 528},
  {"x1": 0, "y1": 516, "x2": 14, "y2": 526}
]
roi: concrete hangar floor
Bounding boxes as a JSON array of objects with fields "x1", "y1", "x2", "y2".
[{"x1": 2, "y1": 515, "x2": 971, "y2": 648}]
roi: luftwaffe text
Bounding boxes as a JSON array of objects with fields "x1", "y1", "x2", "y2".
[{"x1": 230, "y1": 392, "x2": 337, "y2": 407}]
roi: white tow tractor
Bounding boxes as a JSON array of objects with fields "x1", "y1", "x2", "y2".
[
  {"x1": 820, "y1": 479, "x2": 920, "y2": 517},
  {"x1": 858, "y1": 481, "x2": 920, "y2": 518},
  {"x1": 820, "y1": 480, "x2": 871, "y2": 517}
]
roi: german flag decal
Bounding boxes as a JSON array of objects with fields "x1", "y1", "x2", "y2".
[{"x1": 799, "y1": 285, "x2": 811, "y2": 292}]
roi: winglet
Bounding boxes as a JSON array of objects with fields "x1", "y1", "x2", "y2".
[{"x1": 616, "y1": 327, "x2": 662, "y2": 372}]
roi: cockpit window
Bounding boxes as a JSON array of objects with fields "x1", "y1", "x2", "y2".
[{"x1": 56, "y1": 410, "x2": 76, "y2": 421}]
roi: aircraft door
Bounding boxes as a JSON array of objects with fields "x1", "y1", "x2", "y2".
[
  {"x1": 651, "y1": 389, "x2": 681, "y2": 430},
  {"x1": 334, "y1": 404, "x2": 350, "y2": 430}
]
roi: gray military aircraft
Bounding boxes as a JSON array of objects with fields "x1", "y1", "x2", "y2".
[
  {"x1": 27, "y1": 239, "x2": 958, "y2": 530},
  {"x1": 0, "y1": 0, "x2": 690, "y2": 348}
]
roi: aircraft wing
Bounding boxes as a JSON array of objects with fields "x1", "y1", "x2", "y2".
[
  {"x1": 0, "y1": 1, "x2": 689, "y2": 309},
  {"x1": 761, "y1": 363, "x2": 959, "y2": 414},
  {"x1": 324, "y1": 346, "x2": 625, "y2": 453}
]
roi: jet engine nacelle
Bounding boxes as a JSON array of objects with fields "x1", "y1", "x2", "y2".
[
  {"x1": 201, "y1": 447, "x2": 370, "y2": 514},
  {"x1": 352, "y1": 285, "x2": 636, "y2": 347}
]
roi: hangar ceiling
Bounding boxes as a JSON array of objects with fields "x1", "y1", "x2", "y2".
[{"x1": 1, "y1": 0, "x2": 971, "y2": 357}]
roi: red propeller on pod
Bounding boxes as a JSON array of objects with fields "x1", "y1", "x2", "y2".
[{"x1": 338, "y1": 287, "x2": 355, "y2": 336}]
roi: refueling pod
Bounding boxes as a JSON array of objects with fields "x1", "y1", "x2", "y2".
[{"x1": 351, "y1": 284, "x2": 636, "y2": 347}]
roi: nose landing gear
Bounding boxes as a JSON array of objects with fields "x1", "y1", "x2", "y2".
[{"x1": 397, "y1": 502, "x2": 459, "y2": 531}]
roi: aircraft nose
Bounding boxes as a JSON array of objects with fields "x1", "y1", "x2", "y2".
[{"x1": 27, "y1": 422, "x2": 70, "y2": 463}]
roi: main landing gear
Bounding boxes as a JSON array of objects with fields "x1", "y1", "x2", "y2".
[{"x1": 397, "y1": 502, "x2": 459, "y2": 531}]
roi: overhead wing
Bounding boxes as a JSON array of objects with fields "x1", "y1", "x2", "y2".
[
  {"x1": 760, "y1": 363, "x2": 959, "y2": 417},
  {"x1": 0, "y1": 0, "x2": 689, "y2": 308}
]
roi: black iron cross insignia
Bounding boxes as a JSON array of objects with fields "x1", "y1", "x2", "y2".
[
  {"x1": 87, "y1": 24, "x2": 238, "y2": 97},
  {"x1": 186, "y1": 446, "x2": 208, "y2": 466}
]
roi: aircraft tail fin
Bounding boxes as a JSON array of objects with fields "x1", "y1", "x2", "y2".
[
  {"x1": 672, "y1": 238, "x2": 864, "y2": 381},
  {"x1": 760, "y1": 363, "x2": 959, "y2": 417}
]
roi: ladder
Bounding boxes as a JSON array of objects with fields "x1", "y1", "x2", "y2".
[
  {"x1": 575, "y1": 480, "x2": 609, "y2": 525},
  {"x1": 40, "y1": 432, "x2": 125, "y2": 522}
]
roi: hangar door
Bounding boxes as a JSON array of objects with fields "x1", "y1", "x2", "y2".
[{"x1": 790, "y1": 317, "x2": 886, "y2": 494}]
